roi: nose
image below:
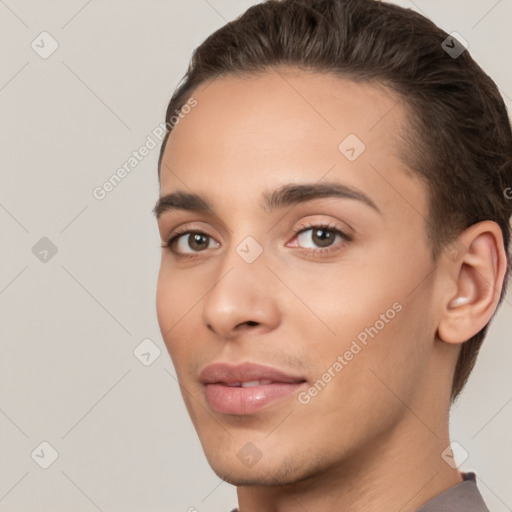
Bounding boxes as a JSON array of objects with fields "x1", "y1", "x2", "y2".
[{"x1": 201, "y1": 248, "x2": 281, "y2": 340}]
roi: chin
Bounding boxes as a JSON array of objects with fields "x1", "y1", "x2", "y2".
[{"x1": 202, "y1": 444, "x2": 329, "y2": 487}]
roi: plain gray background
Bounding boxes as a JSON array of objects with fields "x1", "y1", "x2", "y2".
[{"x1": 0, "y1": 1, "x2": 511, "y2": 510}]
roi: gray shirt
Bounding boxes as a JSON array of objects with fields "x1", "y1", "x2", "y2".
[
  {"x1": 417, "y1": 473, "x2": 488, "y2": 512},
  {"x1": 229, "y1": 472, "x2": 489, "y2": 512}
]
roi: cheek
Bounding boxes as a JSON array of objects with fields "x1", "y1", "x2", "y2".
[
  {"x1": 285, "y1": 262, "x2": 397, "y2": 346},
  {"x1": 155, "y1": 263, "x2": 201, "y2": 362},
  {"x1": 155, "y1": 272, "x2": 175, "y2": 339},
  {"x1": 156, "y1": 260, "x2": 202, "y2": 332},
  {"x1": 293, "y1": 243, "x2": 435, "y2": 384},
  {"x1": 291, "y1": 292, "x2": 433, "y2": 454}
]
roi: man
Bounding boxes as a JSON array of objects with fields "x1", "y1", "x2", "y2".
[{"x1": 153, "y1": 0, "x2": 512, "y2": 510}]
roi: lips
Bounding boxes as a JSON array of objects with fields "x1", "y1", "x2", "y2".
[
  {"x1": 199, "y1": 362, "x2": 307, "y2": 415},
  {"x1": 199, "y1": 362, "x2": 306, "y2": 386}
]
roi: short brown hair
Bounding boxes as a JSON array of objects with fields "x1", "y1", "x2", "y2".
[{"x1": 158, "y1": 0, "x2": 512, "y2": 400}]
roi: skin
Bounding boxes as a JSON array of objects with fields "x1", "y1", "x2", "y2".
[{"x1": 155, "y1": 68, "x2": 506, "y2": 512}]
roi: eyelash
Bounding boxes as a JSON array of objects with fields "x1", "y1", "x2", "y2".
[
  {"x1": 161, "y1": 222, "x2": 351, "y2": 260},
  {"x1": 161, "y1": 225, "x2": 217, "y2": 260}
]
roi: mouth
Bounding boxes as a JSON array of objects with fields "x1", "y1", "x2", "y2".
[
  {"x1": 222, "y1": 379, "x2": 275, "y2": 387},
  {"x1": 199, "y1": 362, "x2": 308, "y2": 415}
]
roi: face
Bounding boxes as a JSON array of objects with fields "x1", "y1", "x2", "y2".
[{"x1": 155, "y1": 69, "x2": 441, "y2": 485}]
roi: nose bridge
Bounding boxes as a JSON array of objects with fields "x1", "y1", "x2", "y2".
[
  {"x1": 214, "y1": 216, "x2": 268, "y2": 283},
  {"x1": 201, "y1": 232, "x2": 278, "y2": 338}
]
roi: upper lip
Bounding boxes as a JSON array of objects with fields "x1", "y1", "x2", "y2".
[{"x1": 199, "y1": 362, "x2": 307, "y2": 385}]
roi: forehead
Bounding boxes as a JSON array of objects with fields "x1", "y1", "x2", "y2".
[
  {"x1": 160, "y1": 68, "x2": 425, "y2": 217},
  {"x1": 165, "y1": 69, "x2": 404, "y2": 158}
]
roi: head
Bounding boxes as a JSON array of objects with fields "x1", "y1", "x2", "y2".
[{"x1": 154, "y1": 0, "x2": 511, "y2": 487}]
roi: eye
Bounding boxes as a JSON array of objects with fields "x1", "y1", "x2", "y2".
[
  {"x1": 290, "y1": 223, "x2": 350, "y2": 254},
  {"x1": 162, "y1": 229, "x2": 220, "y2": 257},
  {"x1": 161, "y1": 222, "x2": 351, "y2": 259}
]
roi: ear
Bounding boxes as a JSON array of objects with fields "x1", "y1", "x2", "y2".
[{"x1": 437, "y1": 221, "x2": 508, "y2": 345}]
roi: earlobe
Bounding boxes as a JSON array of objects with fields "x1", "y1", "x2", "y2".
[{"x1": 437, "y1": 221, "x2": 507, "y2": 345}]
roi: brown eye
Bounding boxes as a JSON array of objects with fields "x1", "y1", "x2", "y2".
[
  {"x1": 296, "y1": 225, "x2": 345, "y2": 249},
  {"x1": 312, "y1": 228, "x2": 336, "y2": 247},
  {"x1": 187, "y1": 233, "x2": 210, "y2": 251},
  {"x1": 165, "y1": 230, "x2": 220, "y2": 256}
]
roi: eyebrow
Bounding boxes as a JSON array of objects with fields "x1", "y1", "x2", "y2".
[{"x1": 153, "y1": 182, "x2": 381, "y2": 219}]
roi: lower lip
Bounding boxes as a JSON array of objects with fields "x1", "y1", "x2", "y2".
[{"x1": 204, "y1": 382, "x2": 306, "y2": 415}]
